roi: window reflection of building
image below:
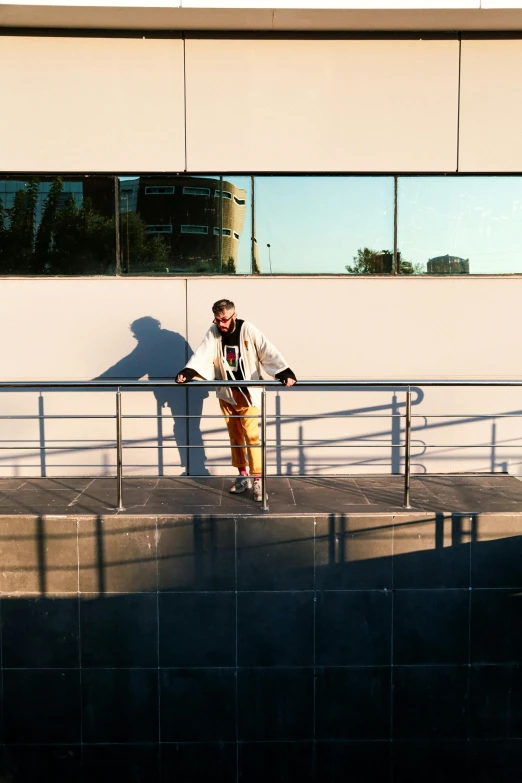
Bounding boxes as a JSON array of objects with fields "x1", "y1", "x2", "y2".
[
  {"x1": 427, "y1": 254, "x2": 470, "y2": 274},
  {"x1": 120, "y1": 176, "x2": 249, "y2": 272}
]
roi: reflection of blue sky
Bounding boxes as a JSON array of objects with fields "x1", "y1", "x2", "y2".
[
  {"x1": 399, "y1": 177, "x2": 522, "y2": 274},
  {"x1": 255, "y1": 177, "x2": 393, "y2": 274},
  {"x1": 118, "y1": 175, "x2": 522, "y2": 275}
]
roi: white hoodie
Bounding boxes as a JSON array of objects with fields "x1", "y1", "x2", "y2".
[{"x1": 185, "y1": 320, "x2": 289, "y2": 408}]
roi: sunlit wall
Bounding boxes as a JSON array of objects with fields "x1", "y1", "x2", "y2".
[{"x1": 1, "y1": 33, "x2": 522, "y2": 476}]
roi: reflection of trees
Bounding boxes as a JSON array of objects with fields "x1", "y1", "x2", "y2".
[
  {"x1": 0, "y1": 177, "x2": 241, "y2": 276},
  {"x1": 346, "y1": 247, "x2": 424, "y2": 275},
  {"x1": 120, "y1": 210, "x2": 170, "y2": 274},
  {"x1": 0, "y1": 177, "x2": 116, "y2": 275}
]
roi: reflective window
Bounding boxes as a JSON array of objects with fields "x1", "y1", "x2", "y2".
[
  {"x1": 0, "y1": 175, "x2": 116, "y2": 275},
  {"x1": 119, "y1": 175, "x2": 252, "y2": 275},
  {"x1": 147, "y1": 224, "x2": 173, "y2": 234},
  {"x1": 3, "y1": 174, "x2": 522, "y2": 276},
  {"x1": 145, "y1": 186, "x2": 175, "y2": 195},
  {"x1": 398, "y1": 177, "x2": 522, "y2": 274},
  {"x1": 254, "y1": 176, "x2": 394, "y2": 274},
  {"x1": 183, "y1": 186, "x2": 211, "y2": 197}
]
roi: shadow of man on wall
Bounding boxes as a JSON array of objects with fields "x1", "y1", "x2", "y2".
[{"x1": 95, "y1": 316, "x2": 208, "y2": 475}]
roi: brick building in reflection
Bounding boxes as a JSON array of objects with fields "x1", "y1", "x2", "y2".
[{"x1": 119, "y1": 176, "x2": 256, "y2": 272}]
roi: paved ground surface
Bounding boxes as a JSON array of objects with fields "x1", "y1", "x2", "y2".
[{"x1": 0, "y1": 474, "x2": 522, "y2": 515}]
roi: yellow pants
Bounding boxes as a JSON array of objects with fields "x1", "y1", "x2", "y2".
[{"x1": 219, "y1": 388, "x2": 261, "y2": 476}]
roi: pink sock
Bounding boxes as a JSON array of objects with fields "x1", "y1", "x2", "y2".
[{"x1": 239, "y1": 468, "x2": 248, "y2": 477}]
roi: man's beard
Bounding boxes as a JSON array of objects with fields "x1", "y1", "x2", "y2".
[{"x1": 220, "y1": 318, "x2": 236, "y2": 335}]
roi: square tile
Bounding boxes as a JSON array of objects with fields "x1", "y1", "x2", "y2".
[
  {"x1": 0, "y1": 479, "x2": 27, "y2": 491},
  {"x1": 393, "y1": 590, "x2": 469, "y2": 664},
  {"x1": 315, "y1": 741, "x2": 391, "y2": 783},
  {"x1": 158, "y1": 516, "x2": 235, "y2": 591},
  {"x1": 238, "y1": 742, "x2": 314, "y2": 783},
  {"x1": 289, "y1": 477, "x2": 370, "y2": 513},
  {"x1": 238, "y1": 592, "x2": 314, "y2": 666},
  {"x1": 471, "y1": 590, "x2": 522, "y2": 664},
  {"x1": 3, "y1": 669, "x2": 81, "y2": 743},
  {"x1": 393, "y1": 666, "x2": 468, "y2": 739},
  {"x1": 316, "y1": 591, "x2": 392, "y2": 666},
  {"x1": 0, "y1": 490, "x2": 80, "y2": 515},
  {"x1": 143, "y1": 488, "x2": 222, "y2": 514},
  {"x1": 160, "y1": 743, "x2": 236, "y2": 783},
  {"x1": 0, "y1": 517, "x2": 78, "y2": 595},
  {"x1": 160, "y1": 669, "x2": 235, "y2": 741},
  {"x1": 82, "y1": 669, "x2": 158, "y2": 743},
  {"x1": 471, "y1": 514, "x2": 522, "y2": 587},
  {"x1": 392, "y1": 740, "x2": 468, "y2": 783},
  {"x1": 81, "y1": 744, "x2": 160, "y2": 783},
  {"x1": 156, "y1": 478, "x2": 224, "y2": 491},
  {"x1": 238, "y1": 668, "x2": 314, "y2": 741},
  {"x1": 19, "y1": 478, "x2": 92, "y2": 491},
  {"x1": 72, "y1": 490, "x2": 152, "y2": 514},
  {"x1": 315, "y1": 514, "x2": 393, "y2": 590},
  {"x1": 80, "y1": 593, "x2": 158, "y2": 667},
  {"x1": 78, "y1": 517, "x2": 157, "y2": 593},
  {"x1": 237, "y1": 517, "x2": 315, "y2": 590},
  {"x1": 2, "y1": 745, "x2": 81, "y2": 783},
  {"x1": 316, "y1": 667, "x2": 391, "y2": 740},
  {"x1": 2, "y1": 596, "x2": 79, "y2": 667},
  {"x1": 469, "y1": 740, "x2": 522, "y2": 783},
  {"x1": 393, "y1": 513, "x2": 471, "y2": 588},
  {"x1": 159, "y1": 592, "x2": 235, "y2": 667},
  {"x1": 470, "y1": 665, "x2": 522, "y2": 739}
]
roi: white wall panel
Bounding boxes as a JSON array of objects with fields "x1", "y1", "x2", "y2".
[
  {"x1": 0, "y1": 279, "x2": 188, "y2": 476},
  {"x1": 0, "y1": 36, "x2": 185, "y2": 171},
  {"x1": 459, "y1": 39, "x2": 522, "y2": 171},
  {"x1": 185, "y1": 38, "x2": 459, "y2": 171}
]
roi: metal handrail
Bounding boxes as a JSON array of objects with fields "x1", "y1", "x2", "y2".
[
  {"x1": 1, "y1": 379, "x2": 522, "y2": 387},
  {"x1": 1, "y1": 378, "x2": 522, "y2": 512}
]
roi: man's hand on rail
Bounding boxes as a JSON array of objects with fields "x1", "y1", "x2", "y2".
[
  {"x1": 176, "y1": 368, "x2": 199, "y2": 383},
  {"x1": 275, "y1": 368, "x2": 297, "y2": 387}
]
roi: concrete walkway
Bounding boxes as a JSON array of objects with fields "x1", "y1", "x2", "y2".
[{"x1": 1, "y1": 474, "x2": 522, "y2": 515}]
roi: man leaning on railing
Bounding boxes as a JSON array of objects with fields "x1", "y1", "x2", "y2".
[{"x1": 176, "y1": 298, "x2": 296, "y2": 501}]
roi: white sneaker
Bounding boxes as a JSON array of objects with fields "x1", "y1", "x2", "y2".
[
  {"x1": 229, "y1": 476, "x2": 252, "y2": 494},
  {"x1": 253, "y1": 479, "x2": 262, "y2": 502}
]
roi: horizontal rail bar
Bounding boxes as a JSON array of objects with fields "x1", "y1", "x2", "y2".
[
  {"x1": 0, "y1": 415, "x2": 117, "y2": 420},
  {"x1": 4, "y1": 412, "x2": 522, "y2": 420},
  {"x1": 0, "y1": 472, "x2": 515, "y2": 480},
  {"x1": 8, "y1": 443, "x2": 522, "y2": 451},
  {"x1": 2, "y1": 379, "x2": 522, "y2": 389}
]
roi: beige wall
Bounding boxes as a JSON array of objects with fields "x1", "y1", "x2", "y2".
[
  {"x1": 185, "y1": 38, "x2": 459, "y2": 171},
  {"x1": 0, "y1": 277, "x2": 521, "y2": 477},
  {"x1": 0, "y1": 36, "x2": 185, "y2": 171},
  {"x1": 2, "y1": 33, "x2": 522, "y2": 173},
  {"x1": 459, "y1": 39, "x2": 522, "y2": 171}
]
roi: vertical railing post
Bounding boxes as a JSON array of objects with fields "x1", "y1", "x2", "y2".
[
  {"x1": 261, "y1": 387, "x2": 269, "y2": 512},
  {"x1": 404, "y1": 385, "x2": 412, "y2": 509},
  {"x1": 116, "y1": 387, "x2": 125, "y2": 511}
]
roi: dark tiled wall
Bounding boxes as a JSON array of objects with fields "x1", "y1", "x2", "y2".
[{"x1": 0, "y1": 512, "x2": 522, "y2": 782}]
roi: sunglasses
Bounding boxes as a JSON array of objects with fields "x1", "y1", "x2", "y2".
[{"x1": 213, "y1": 313, "x2": 235, "y2": 325}]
